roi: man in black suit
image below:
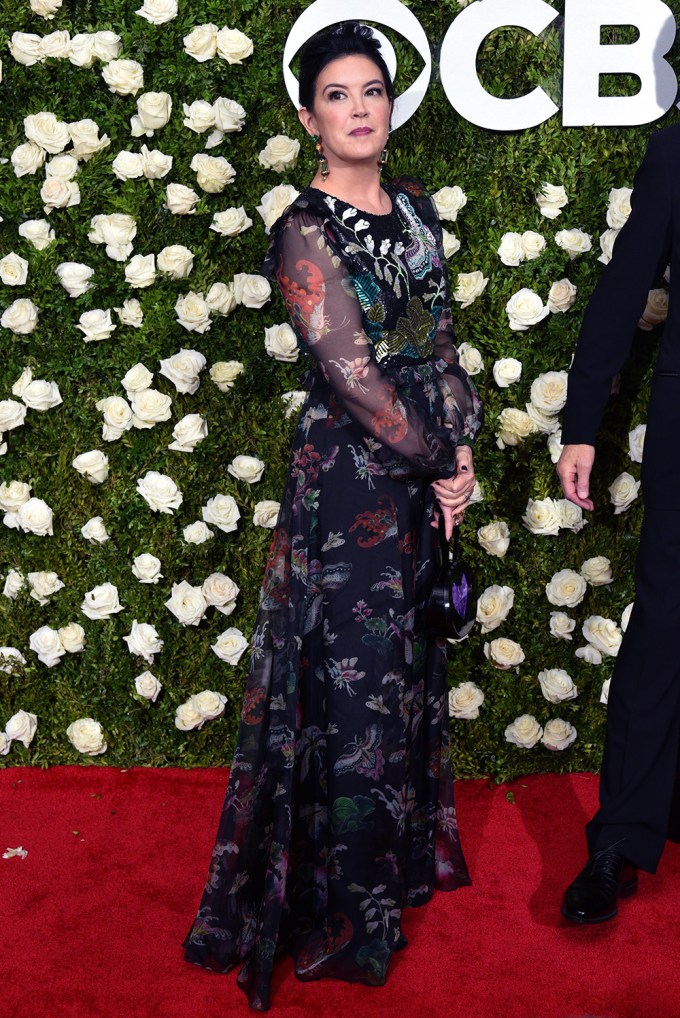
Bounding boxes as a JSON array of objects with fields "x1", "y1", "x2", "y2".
[{"x1": 557, "y1": 122, "x2": 679, "y2": 924}]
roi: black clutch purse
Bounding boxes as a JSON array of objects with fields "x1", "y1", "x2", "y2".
[{"x1": 424, "y1": 515, "x2": 476, "y2": 641}]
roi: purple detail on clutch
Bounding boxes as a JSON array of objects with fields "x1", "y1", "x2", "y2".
[{"x1": 451, "y1": 575, "x2": 469, "y2": 617}]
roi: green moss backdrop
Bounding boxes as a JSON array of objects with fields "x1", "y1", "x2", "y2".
[{"x1": 0, "y1": 0, "x2": 678, "y2": 776}]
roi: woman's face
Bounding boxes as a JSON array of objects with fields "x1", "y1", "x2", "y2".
[{"x1": 299, "y1": 54, "x2": 391, "y2": 171}]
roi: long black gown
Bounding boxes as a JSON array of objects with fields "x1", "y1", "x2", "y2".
[{"x1": 183, "y1": 178, "x2": 483, "y2": 1010}]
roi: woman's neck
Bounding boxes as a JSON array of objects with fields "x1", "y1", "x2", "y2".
[{"x1": 310, "y1": 164, "x2": 391, "y2": 215}]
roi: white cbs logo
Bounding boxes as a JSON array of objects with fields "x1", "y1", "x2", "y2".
[{"x1": 284, "y1": 0, "x2": 679, "y2": 131}]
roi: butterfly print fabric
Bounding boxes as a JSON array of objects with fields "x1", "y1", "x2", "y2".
[{"x1": 183, "y1": 179, "x2": 483, "y2": 1010}]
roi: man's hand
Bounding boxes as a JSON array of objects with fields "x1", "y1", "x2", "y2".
[{"x1": 556, "y1": 443, "x2": 596, "y2": 511}]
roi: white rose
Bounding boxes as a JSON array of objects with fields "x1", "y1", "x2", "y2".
[
  {"x1": 477, "y1": 520, "x2": 510, "y2": 558},
  {"x1": 72, "y1": 449, "x2": 109, "y2": 484},
  {"x1": 0, "y1": 481, "x2": 31, "y2": 511},
  {"x1": 0, "y1": 399, "x2": 27, "y2": 433},
  {"x1": 581, "y1": 556, "x2": 613, "y2": 587},
  {"x1": 583, "y1": 615, "x2": 622, "y2": 658},
  {"x1": 233, "y1": 273, "x2": 272, "y2": 309},
  {"x1": 541, "y1": 719, "x2": 577, "y2": 751},
  {"x1": 168, "y1": 414, "x2": 208, "y2": 452},
  {"x1": 130, "y1": 389, "x2": 172, "y2": 428},
  {"x1": 41, "y1": 177, "x2": 80, "y2": 214},
  {"x1": 453, "y1": 270, "x2": 488, "y2": 308},
  {"x1": 29, "y1": 625, "x2": 65, "y2": 666},
  {"x1": 76, "y1": 309, "x2": 116, "y2": 343},
  {"x1": 191, "y1": 690, "x2": 228, "y2": 722},
  {"x1": 525, "y1": 402, "x2": 560, "y2": 436},
  {"x1": 538, "y1": 668, "x2": 578, "y2": 703},
  {"x1": 432, "y1": 185, "x2": 467, "y2": 222},
  {"x1": 68, "y1": 33, "x2": 97, "y2": 67},
  {"x1": 24, "y1": 112, "x2": 69, "y2": 153},
  {"x1": 183, "y1": 521, "x2": 214, "y2": 545},
  {"x1": 5, "y1": 710, "x2": 38, "y2": 747},
  {"x1": 27, "y1": 570, "x2": 64, "y2": 604},
  {"x1": 547, "y1": 429, "x2": 564, "y2": 465},
  {"x1": 202, "y1": 493, "x2": 240, "y2": 533},
  {"x1": 58, "y1": 622, "x2": 85, "y2": 653},
  {"x1": 0, "y1": 734, "x2": 10, "y2": 757},
  {"x1": 92, "y1": 31, "x2": 121, "y2": 62},
  {"x1": 101, "y1": 59, "x2": 144, "y2": 96},
  {"x1": 441, "y1": 230, "x2": 460, "y2": 258},
  {"x1": 202, "y1": 573, "x2": 240, "y2": 615},
  {"x1": 555, "y1": 228, "x2": 592, "y2": 259},
  {"x1": 495, "y1": 408, "x2": 537, "y2": 450},
  {"x1": 497, "y1": 232, "x2": 523, "y2": 267},
  {"x1": 228, "y1": 454, "x2": 264, "y2": 484},
  {"x1": 18, "y1": 219, "x2": 55, "y2": 250},
  {"x1": 132, "y1": 553, "x2": 163, "y2": 584},
  {"x1": 135, "y1": 0, "x2": 178, "y2": 25},
  {"x1": 576, "y1": 644, "x2": 603, "y2": 665},
  {"x1": 96, "y1": 394, "x2": 133, "y2": 441},
  {"x1": 111, "y1": 150, "x2": 145, "y2": 181},
  {"x1": 56, "y1": 262, "x2": 94, "y2": 297},
  {"x1": 476, "y1": 584, "x2": 514, "y2": 633},
  {"x1": 11, "y1": 141, "x2": 46, "y2": 176},
  {"x1": 140, "y1": 145, "x2": 173, "y2": 179},
  {"x1": 115, "y1": 299, "x2": 144, "y2": 328},
  {"x1": 639, "y1": 289, "x2": 669, "y2": 331},
  {"x1": 183, "y1": 23, "x2": 218, "y2": 62},
  {"x1": 493, "y1": 358, "x2": 522, "y2": 388},
  {"x1": 280, "y1": 390, "x2": 306, "y2": 418},
  {"x1": 484, "y1": 638, "x2": 525, "y2": 670},
  {"x1": 164, "y1": 183, "x2": 200, "y2": 215},
  {"x1": 3, "y1": 570, "x2": 25, "y2": 599},
  {"x1": 545, "y1": 569, "x2": 587, "y2": 607},
  {"x1": 448, "y1": 681, "x2": 484, "y2": 719},
  {"x1": 123, "y1": 620, "x2": 163, "y2": 663},
  {"x1": 256, "y1": 184, "x2": 300, "y2": 233},
  {"x1": 213, "y1": 97, "x2": 247, "y2": 135},
  {"x1": 557, "y1": 499, "x2": 586, "y2": 534},
  {"x1": 68, "y1": 119, "x2": 110, "y2": 161},
  {"x1": 125, "y1": 253, "x2": 156, "y2": 288},
  {"x1": 190, "y1": 153, "x2": 235, "y2": 193},
  {"x1": 258, "y1": 134, "x2": 300, "y2": 173},
  {"x1": 530, "y1": 371, "x2": 568, "y2": 415},
  {"x1": 607, "y1": 186, "x2": 633, "y2": 229},
  {"x1": 22, "y1": 380, "x2": 62, "y2": 412},
  {"x1": 264, "y1": 322, "x2": 298, "y2": 361},
  {"x1": 522, "y1": 497, "x2": 562, "y2": 536},
  {"x1": 0, "y1": 253, "x2": 29, "y2": 286},
  {"x1": 253, "y1": 500, "x2": 280, "y2": 529},
  {"x1": 7, "y1": 497, "x2": 52, "y2": 535},
  {"x1": 457, "y1": 342, "x2": 484, "y2": 376},
  {"x1": 211, "y1": 206, "x2": 252, "y2": 237},
  {"x1": 66, "y1": 718, "x2": 107, "y2": 755},
  {"x1": 210, "y1": 360, "x2": 244, "y2": 391},
  {"x1": 549, "y1": 611, "x2": 576, "y2": 641},
  {"x1": 10, "y1": 367, "x2": 32, "y2": 399},
  {"x1": 135, "y1": 671, "x2": 162, "y2": 701},
  {"x1": 520, "y1": 230, "x2": 546, "y2": 261},
  {"x1": 31, "y1": 0, "x2": 63, "y2": 17},
  {"x1": 81, "y1": 516, "x2": 109, "y2": 543},
  {"x1": 157, "y1": 244, "x2": 194, "y2": 279},
  {"x1": 506, "y1": 288, "x2": 550, "y2": 331},
  {"x1": 165, "y1": 580, "x2": 207, "y2": 627},
  {"x1": 0, "y1": 646, "x2": 26, "y2": 670},
  {"x1": 159, "y1": 349, "x2": 206, "y2": 394},
  {"x1": 598, "y1": 228, "x2": 620, "y2": 266},
  {"x1": 81, "y1": 582, "x2": 124, "y2": 620},
  {"x1": 2, "y1": 299, "x2": 39, "y2": 334},
  {"x1": 536, "y1": 182, "x2": 568, "y2": 219},
  {"x1": 174, "y1": 700, "x2": 204, "y2": 731},
  {"x1": 547, "y1": 278, "x2": 577, "y2": 314},
  {"x1": 182, "y1": 100, "x2": 216, "y2": 134},
  {"x1": 211, "y1": 627, "x2": 249, "y2": 664},
  {"x1": 45, "y1": 154, "x2": 79, "y2": 179},
  {"x1": 133, "y1": 91, "x2": 172, "y2": 135},
  {"x1": 175, "y1": 291, "x2": 211, "y2": 333},
  {"x1": 216, "y1": 27, "x2": 253, "y2": 63},
  {"x1": 621, "y1": 602, "x2": 634, "y2": 633},
  {"x1": 505, "y1": 714, "x2": 543, "y2": 749},
  {"x1": 206, "y1": 282, "x2": 236, "y2": 316},
  {"x1": 121, "y1": 362, "x2": 153, "y2": 395},
  {"x1": 88, "y1": 213, "x2": 137, "y2": 261},
  {"x1": 136, "y1": 471, "x2": 183, "y2": 514},
  {"x1": 600, "y1": 678, "x2": 611, "y2": 704}
]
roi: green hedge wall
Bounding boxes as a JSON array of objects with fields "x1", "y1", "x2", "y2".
[{"x1": 1, "y1": 0, "x2": 678, "y2": 777}]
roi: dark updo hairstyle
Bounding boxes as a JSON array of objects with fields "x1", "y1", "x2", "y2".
[{"x1": 298, "y1": 21, "x2": 395, "y2": 111}]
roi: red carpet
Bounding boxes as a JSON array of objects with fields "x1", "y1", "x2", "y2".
[{"x1": 2, "y1": 768, "x2": 680, "y2": 1018}]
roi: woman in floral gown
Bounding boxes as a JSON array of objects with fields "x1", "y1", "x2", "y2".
[{"x1": 184, "y1": 23, "x2": 483, "y2": 1010}]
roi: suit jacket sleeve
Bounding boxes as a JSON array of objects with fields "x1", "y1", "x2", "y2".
[{"x1": 561, "y1": 130, "x2": 673, "y2": 446}]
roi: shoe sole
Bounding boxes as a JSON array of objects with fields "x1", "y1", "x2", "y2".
[{"x1": 561, "y1": 880, "x2": 638, "y2": 925}]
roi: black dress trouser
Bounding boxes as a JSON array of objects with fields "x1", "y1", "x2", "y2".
[{"x1": 586, "y1": 508, "x2": 680, "y2": 873}]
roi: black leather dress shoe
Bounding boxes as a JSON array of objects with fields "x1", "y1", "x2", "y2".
[{"x1": 561, "y1": 843, "x2": 638, "y2": 924}]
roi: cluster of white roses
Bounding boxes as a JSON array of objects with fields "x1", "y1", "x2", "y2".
[
  {"x1": 505, "y1": 715, "x2": 577, "y2": 751},
  {"x1": 496, "y1": 369, "x2": 568, "y2": 451},
  {"x1": 183, "y1": 25, "x2": 253, "y2": 64},
  {"x1": 1, "y1": 480, "x2": 53, "y2": 536},
  {"x1": 0, "y1": 706, "x2": 37, "y2": 757},
  {"x1": 175, "y1": 689, "x2": 228, "y2": 731},
  {"x1": 165, "y1": 573, "x2": 240, "y2": 627},
  {"x1": 9, "y1": 28, "x2": 121, "y2": 68}
]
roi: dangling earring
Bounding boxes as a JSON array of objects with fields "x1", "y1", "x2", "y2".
[
  {"x1": 378, "y1": 147, "x2": 389, "y2": 172},
  {"x1": 312, "y1": 134, "x2": 329, "y2": 181}
]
